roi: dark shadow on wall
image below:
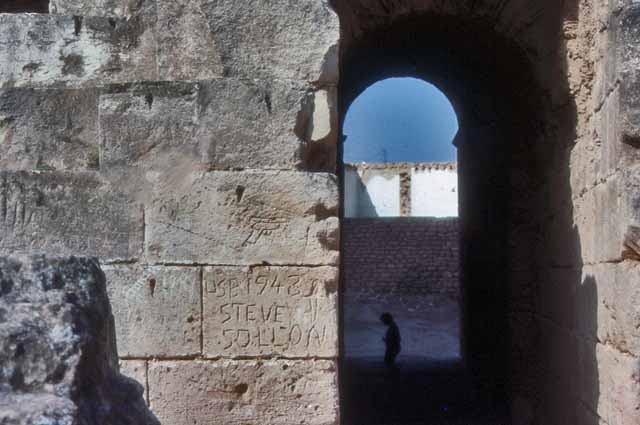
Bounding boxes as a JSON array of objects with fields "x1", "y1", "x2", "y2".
[
  {"x1": 334, "y1": 1, "x2": 601, "y2": 424},
  {"x1": 348, "y1": 168, "x2": 379, "y2": 217},
  {"x1": 0, "y1": 0, "x2": 49, "y2": 13}
]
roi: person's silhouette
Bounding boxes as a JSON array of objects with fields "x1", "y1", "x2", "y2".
[{"x1": 380, "y1": 312, "x2": 401, "y2": 367}]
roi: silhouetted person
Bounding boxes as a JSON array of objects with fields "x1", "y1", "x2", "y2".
[{"x1": 380, "y1": 312, "x2": 401, "y2": 367}]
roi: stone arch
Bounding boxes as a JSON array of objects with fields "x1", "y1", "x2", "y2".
[{"x1": 334, "y1": 1, "x2": 589, "y2": 422}]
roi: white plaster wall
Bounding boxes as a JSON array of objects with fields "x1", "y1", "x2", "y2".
[
  {"x1": 344, "y1": 167, "x2": 400, "y2": 217},
  {"x1": 364, "y1": 174, "x2": 400, "y2": 217},
  {"x1": 411, "y1": 168, "x2": 458, "y2": 217}
]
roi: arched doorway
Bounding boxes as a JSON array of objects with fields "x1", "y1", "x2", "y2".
[{"x1": 334, "y1": 2, "x2": 584, "y2": 424}]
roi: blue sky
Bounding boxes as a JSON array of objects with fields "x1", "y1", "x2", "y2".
[{"x1": 343, "y1": 77, "x2": 459, "y2": 163}]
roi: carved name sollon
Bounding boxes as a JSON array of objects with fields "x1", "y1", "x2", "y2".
[
  {"x1": 204, "y1": 266, "x2": 338, "y2": 358},
  {"x1": 0, "y1": 171, "x2": 142, "y2": 261},
  {"x1": 146, "y1": 171, "x2": 339, "y2": 265}
]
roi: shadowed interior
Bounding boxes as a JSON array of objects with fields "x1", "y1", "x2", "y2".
[{"x1": 336, "y1": 3, "x2": 586, "y2": 424}]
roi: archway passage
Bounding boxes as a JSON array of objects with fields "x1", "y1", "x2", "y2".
[
  {"x1": 335, "y1": 1, "x2": 583, "y2": 424},
  {"x1": 341, "y1": 76, "x2": 464, "y2": 424}
]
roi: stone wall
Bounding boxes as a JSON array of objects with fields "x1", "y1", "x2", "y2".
[
  {"x1": 2, "y1": 0, "x2": 640, "y2": 424},
  {"x1": 0, "y1": 1, "x2": 340, "y2": 424},
  {"x1": 342, "y1": 218, "x2": 459, "y2": 299}
]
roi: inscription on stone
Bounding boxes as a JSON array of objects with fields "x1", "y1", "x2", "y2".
[{"x1": 203, "y1": 266, "x2": 338, "y2": 358}]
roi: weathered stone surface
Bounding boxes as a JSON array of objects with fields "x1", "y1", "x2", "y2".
[
  {"x1": 298, "y1": 87, "x2": 339, "y2": 172},
  {"x1": 573, "y1": 175, "x2": 623, "y2": 263},
  {"x1": 0, "y1": 171, "x2": 142, "y2": 261},
  {"x1": 145, "y1": 171, "x2": 339, "y2": 265},
  {"x1": 100, "y1": 79, "x2": 325, "y2": 171},
  {"x1": 198, "y1": 79, "x2": 319, "y2": 170},
  {"x1": 0, "y1": 255, "x2": 158, "y2": 425},
  {"x1": 203, "y1": 266, "x2": 338, "y2": 358},
  {"x1": 594, "y1": 343, "x2": 640, "y2": 425},
  {"x1": 0, "y1": 87, "x2": 99, "y2": 171},
  {"x1": 104, "y1": 265, "x2": 201, "y2": 358},
  {"x1": 50, "y1": 0, "x2": 146, "y2": 17},
  {"x1": 156, "y1": 0, "x2": 339, "y2": 83},
  {"x1": 0, "y1": 14, "x2": 157, "y2": 88},
  {"x1": 582, "y1": 262, "x2": 640, "y2": 357},
  {"x1": 148, "y1": 360, "x2": 339, "y2": 425},
  {"x1": 156, "y1": 0, "x2": 223, "y2": 81},
  {"x1": 99, "y1": 82, "x2": 199, "y2": 169}
]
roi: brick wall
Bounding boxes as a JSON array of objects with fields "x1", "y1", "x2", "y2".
[{"x1": 343, "y1": 218, "x2": 460, "y2": 299}]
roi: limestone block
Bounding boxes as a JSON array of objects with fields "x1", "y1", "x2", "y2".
[
  {"x1": 197, "y1": 79, "x2": 318, "y2": 170},
  {"x1": 203, "y1": 266, "x2": 338, "y2": 358},
  {"x1": 156, "y1": 0, "x2": 339, "y2": 83},
  {"x1": 100, "y1": 79, "x2": 336, "y2": 171},
  {"x1": 50, "y1": 0, "x2": 146, "y2": 17},
  {"x1": 594, "y1": 343, "x2": 640, "y2": 425},
  {"x1": 0, "y1": 87, "x2": 99, "y2": 171},
  {"x1": 0, "y1": 171, "x2": 142, "y2": 261},
  {"x1": 156, "y1": 0, "x2": 223, "y2": 81},
  {"x1": 0, "y1": 14, "x2": 157, "y2": 88},
  {"x1": 100, "y1": 82, "x2": 199, "y2": 169},
  {"x1": 582, "y1": 263, "x2": 640, "y2": 357},
  {"x1": 148, "y1": 360, "x2": 339, "y2": 425},
  {"x1": 104, "y1": 265, "x2": 201, "y2": 358},
  {"x1": 145, "y1": 171, "x2": 339, "y2": 265},
  {"x1": 119, "y1": 360, "x2": 148, "y2": 404},
  {"x1": 0, "y1": 255, "x2": 158, "y2": 425},
  {"x1": 298, "y1": 87, "x2": 339, "y2": 171},
  {"x1": 573, "y1": 175, "x2": 623, "y2": 264}
]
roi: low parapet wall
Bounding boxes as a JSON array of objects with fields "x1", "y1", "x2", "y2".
[{"x1": 342, "y1": 217, "x2": 460, "y2": 299}]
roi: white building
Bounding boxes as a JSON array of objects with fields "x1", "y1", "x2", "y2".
[{"x1": 344, "y1": 162, "x2": 458, "y2": 218}]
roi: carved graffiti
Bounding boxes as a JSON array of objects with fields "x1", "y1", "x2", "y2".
[{"x1": 203, "y1": 266, "x2": 337, "y2": 357}]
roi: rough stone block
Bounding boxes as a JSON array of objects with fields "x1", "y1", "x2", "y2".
[
  {"x1": 104, "y1": 265, "x2": 201, "y2": 358},
  {"x1": 0, "y1": 171, "x2": 142, "y2": 261},
  {"x1": 198, "y1": 79, "x2": 324, "y2": 170},
  {"x1": 0, "y1": 87, "x2": 99, "y2": 171},
  {"x1": 582, "y1": 263, "x2": 640, "y2": 357},
  {"x1": 0, "y1": 14, "x2": 157, "y2": 88},
  {"x1": 99, "y1": 82, "x2": 199, "y2": 169},
  {"x1": 156, "y1": 0, "x2": 223, "y2": 81},
  {"x1": 100, "y1": 80, "x2": 337, "y2": 171},
  {"x1": 50, "y1": 0, "x2": 146, "y2": 17},
  {"x1": 574, "y1": 175, "x2": 623, "y2": 264},
  {"x1": 594, "y1": 343, "x2": 640, "y2": 425},
  {"x1": 0, "y1": 255, "x2": 158, "y2": 425},
  {"x1": 155, "y1": 0, "x2": 339, "y2": 83},
  {"x1": 145, "y1": 171, "x2": 339, "y2": 265},
  {"x1": 203, "y1": 266, "x2": 338, "y2": 358},
  {"x1": 148, "y1": 360, "x2": 339, "y2": 425}
]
